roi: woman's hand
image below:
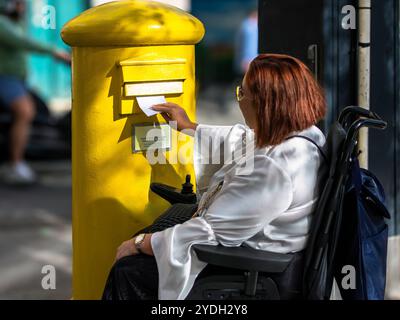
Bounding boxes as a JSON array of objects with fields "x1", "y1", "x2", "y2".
[
  {"x1": 151, "y1": 103, "x2": 198, "y2": 133},
  {"x1": 115, "y1": 234, "x2": 154, "y2": 261},
  {"x1": 115, "y1": 238, "x2": 138, "y2": 261}
]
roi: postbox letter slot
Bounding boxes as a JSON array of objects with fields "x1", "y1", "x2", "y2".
[{"x1": 124, "y1": 81, "x2": 183, "y2": 97}]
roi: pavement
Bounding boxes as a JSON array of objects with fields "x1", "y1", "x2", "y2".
[{"x1": 0, "y1": 161, "x2": 72, "y2": 299}]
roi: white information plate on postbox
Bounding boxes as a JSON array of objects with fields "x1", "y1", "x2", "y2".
[{"x1": 132, "y1": 123, "x2": 171, "y2": 153}]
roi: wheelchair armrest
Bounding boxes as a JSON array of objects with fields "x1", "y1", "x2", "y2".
[
  {"x1": 150, "y1": 183, "x2": 197, "y2": 204},
  {"x1": 150, "y1": 175, "x2": 197, "y2": 205},
  {"x1": 193, "y1": 244, "x2": 294, "y2": 273}
]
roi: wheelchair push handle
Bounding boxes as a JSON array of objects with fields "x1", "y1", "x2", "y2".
[
  {"x1": 339, "y1": 106, "x2": 384, "y2": 124},
  {"x1": 347, "y1": 118, "x2": 388, "y2": 143},
  {"x1": 359, "y1": 118, "x2": 387, "y2": 131}
]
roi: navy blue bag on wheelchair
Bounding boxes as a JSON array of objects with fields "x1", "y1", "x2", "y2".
[{"x1": 334, "y1": 158, "x2": 390, "y2": 300}]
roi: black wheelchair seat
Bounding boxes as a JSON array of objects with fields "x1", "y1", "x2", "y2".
[{"x1": 186, "y1": 245, "x2": 304, "y2": 300}]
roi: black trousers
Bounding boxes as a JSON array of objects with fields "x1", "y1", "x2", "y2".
[{"x1": 102, "y1": 253, "x2": 159, "y2": 300}]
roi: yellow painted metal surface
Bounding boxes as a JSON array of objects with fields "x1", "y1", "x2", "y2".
[
  {"x1": 61, "y1": 0, "x2": 205, "y2": 47},
  {"x1": 61, "y1": 0, "x2": 204, "y2": 299}
]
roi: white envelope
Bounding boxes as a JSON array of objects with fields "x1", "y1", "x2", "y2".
[{"x1": 136, "y1": 96, "x2": 166, "y2": 117}]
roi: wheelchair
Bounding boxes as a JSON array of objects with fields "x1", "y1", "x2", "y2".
[{"x1": 150, "y1": 106, "x2": 387, "y2": 300}]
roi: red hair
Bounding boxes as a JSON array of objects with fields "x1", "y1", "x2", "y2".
[{"x1": 246, "y1": 54, "x2": 327, "y2": 147}]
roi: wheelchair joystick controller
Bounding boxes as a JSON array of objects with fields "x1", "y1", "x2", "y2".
[
  {"x1": 181, "y1": 175, "x2": 194, "y2": 194},
  {"x1": 150, "y1": 174, "x2": 197, "y2": 205}
]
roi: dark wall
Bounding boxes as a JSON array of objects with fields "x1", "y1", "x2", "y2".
[
  {"x1": 258, "y1": 0, "x2": 324, "y2": 63},
  {"x1": 258, "y1": 0, "x2": 399, "y2": 234},
  {"x1": 258, "y1": 0, "x2": 357, "y2": 129},
  {"x1": 369, "y1": 0, "x2": 399, "y2": 235}
]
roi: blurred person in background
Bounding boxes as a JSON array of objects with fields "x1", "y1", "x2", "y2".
[
  {"x1": 234, "y1": 7, "x2": 259, "y2": 77},
  {"x1": 0, "y1": 0, "x2": 70, "y2": 185}
]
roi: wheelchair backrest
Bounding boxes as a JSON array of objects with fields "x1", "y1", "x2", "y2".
[{"x1": 302, "y1": 121, "x2": 348, "y2": 299}]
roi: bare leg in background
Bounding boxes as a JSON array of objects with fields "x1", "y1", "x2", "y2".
[{"x1": 9, "y1": 94, "x2": 35, "y2": 164}]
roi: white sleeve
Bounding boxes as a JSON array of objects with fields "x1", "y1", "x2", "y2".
[
  {"x1": 151, "y1": 217, "x2": 218, "y2": 300},
  {"x1": 194, "y1": 124, "x2": 251, "y2": 197},
  {"x1": 151, "y1": 155, "x2": 293, "y2": 300}
]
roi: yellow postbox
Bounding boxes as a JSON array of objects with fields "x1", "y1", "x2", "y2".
[{"x1": 61, "y1": 0, "x2": 205, "y2": 299}]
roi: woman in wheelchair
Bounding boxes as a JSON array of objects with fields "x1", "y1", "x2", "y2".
[{"x1": 102, "y1": 54, "x2": 327, "y2": 300}]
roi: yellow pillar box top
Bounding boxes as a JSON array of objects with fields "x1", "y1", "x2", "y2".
[{"x1": 61, "y1": 0, "x2": 205, "y2": 47}]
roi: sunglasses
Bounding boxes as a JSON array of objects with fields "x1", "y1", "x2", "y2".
[{"x1": 236, "y1": 85, "x2": 245, "y2": 102}]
